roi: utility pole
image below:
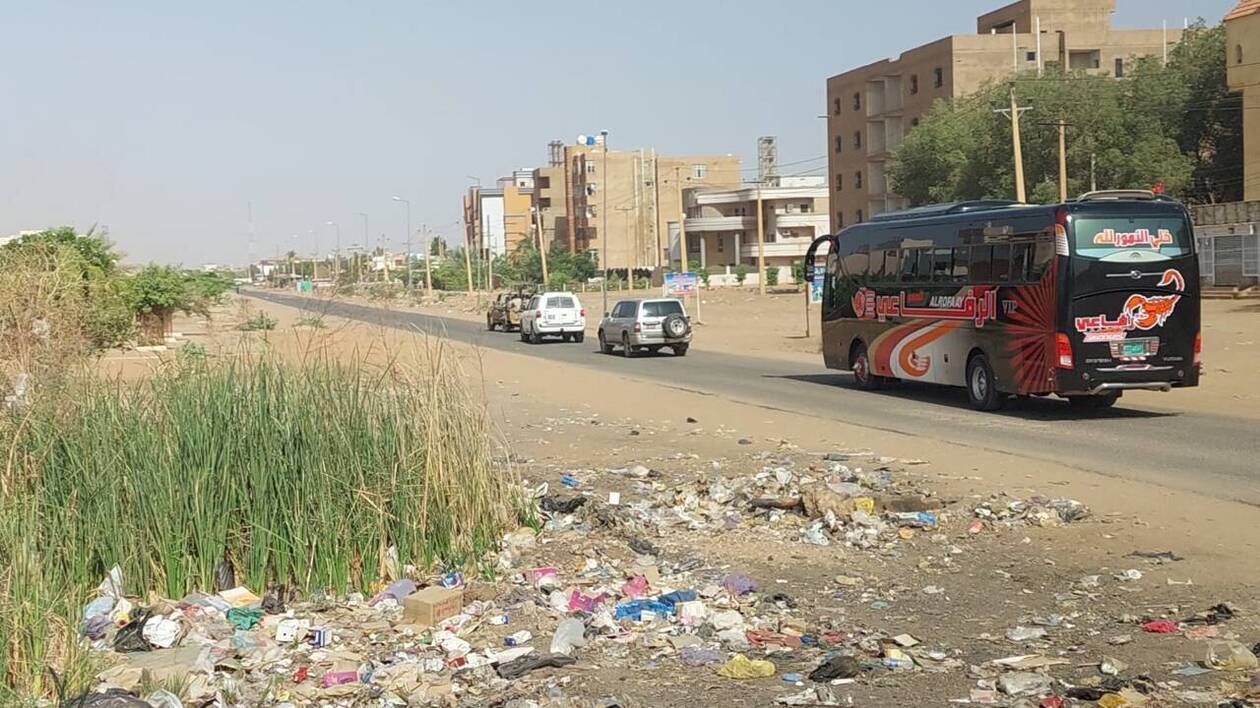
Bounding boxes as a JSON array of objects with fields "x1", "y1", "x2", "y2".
[
  {"x1": 533, "y1": 207, "x2": 550, "y2": 287},
  {"x1": 421, "y1": 225, "x2": 433, "y2": 298},
  {"x1": 674, "y1": 166, "x2": 688, "y2": 272},
  {"x1": 756, "y1": 184, "x2": 767, "y2": 296},
  {"x1": 327, "y1": 221, "x2": 341, "y2": 283},
  {"x1": 1090, "y1": 153, "x2": 1098, "y2": 191},
  {"x1": 357, "y1": 212, "x2": 369, "y2": 284},
  {"x1": 600, "y1": 129, "x2": 609, "y2": 312},
  {"x1": 996, "y1": 86, "x2": 1031, "y2": 203},
  {"x1": 392, "y1": 196, "x2": 412, "y2": 290},
  {"x1": 1057, "y1": 119, "x2": 1068, "y2": 202}
]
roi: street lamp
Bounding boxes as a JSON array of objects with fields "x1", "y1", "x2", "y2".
[
  {"x1": 326, "y1": 221, "x2": 341, "y2": 283},
  {"x1": 600, "y1": 129, "x2": 609, "y2": 313},
  {"x1": 356, "y1": 212, "x2": 369, "y2": 284},
  {"x1": 392, "y1": 196, "x2": 412, "y2": 290}
]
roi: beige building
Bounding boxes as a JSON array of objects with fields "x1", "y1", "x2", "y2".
[
  {"x1": 683, "y1": 176, "x2": 830, "y2": 286},
  {"x1": 1228, "y1": 0, "x2": 1260, "y2": 200},
  {"x1": 531, "y1": 143, "x2": 569, "y2": 252},
  {"x1": 566, "y1": 145, "x2": 742, "y2": 272},
  {"x1": 825, "y1": 0, "x2": 1181, "y2": 232}
]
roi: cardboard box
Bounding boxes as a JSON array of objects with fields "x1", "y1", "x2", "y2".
[{"x1": 402, "y1": 586, "x2": 464, "y2": 627}]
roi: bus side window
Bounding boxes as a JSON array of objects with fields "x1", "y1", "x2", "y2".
[
  {"x1": 843, "y1": 251, "x2": 869, "y2": 279},
  {"x1": 930, "y1": 248, "x2": 953, "y2": 282},
  {"x1": 898, "y1": 249, "x2": 918, "y2": 282},
  {"x1": 1028, "y1": 238, "x2": 1054, "y2": 282},
  {"x1": 991, "y1": 244, "x2": 1012, "y2": 282},
  {"x1": 916, "y1": 250, "x2": 933, "y2": 283},
  {"x1": 870, "y1": 249, "x2": 888, "y2": 280},
  {"x1": 950, "y1": 247, "x2": 970, "y2": 282},
  {"x1": 1010, "y1": 241, "x2": 1033, "y2": 282},
  {"x1": 969, "y1": 245, "x2": 992, "y2": 281}
]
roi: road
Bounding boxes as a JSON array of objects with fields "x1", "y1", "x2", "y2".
[{"x1": 249, "y1": 290, "x2": 1260, "y2": 506}]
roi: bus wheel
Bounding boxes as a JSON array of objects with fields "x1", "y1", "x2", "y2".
[
  {"x1": 1069, "y1": 393, "x2": 1120, "y2": 410},
  {"x1": 852, "y1": 343, "x2": 884, "y2": 390},
  {"x1": 966, "y1": 353, "x2": 1005, "y2": 411}
]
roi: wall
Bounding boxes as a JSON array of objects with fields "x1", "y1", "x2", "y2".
[
  {"x1": 1229, "y1": 12, "x2": 1260, "y2": 200},
  {"x1": 502, "y1": 185, "x2": 532, "y2": 254}
]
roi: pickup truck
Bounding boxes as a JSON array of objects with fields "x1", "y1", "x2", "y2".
[{"x1": 486, "y1": 291, "x2": 527, "y2": 332}]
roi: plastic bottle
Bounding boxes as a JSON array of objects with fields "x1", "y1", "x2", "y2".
[{"x1": 550, "y1": 618, "x2": 587, "y2": 655}]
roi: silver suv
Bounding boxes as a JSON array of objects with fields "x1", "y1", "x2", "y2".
[{"x1": 598, "y1": 298, "x2": 692, "y2": 357}]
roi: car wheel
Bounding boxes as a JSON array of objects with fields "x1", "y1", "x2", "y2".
[
  {"x1": 622, "y1": 333, "x2": 635, "y2": 358},
  {"x1": 966, "y1": 353, "x2": 1005, "y2": 411},
  {"x1": 599, "y1": 331, "x2": 613, "y2": 354},
  {"x1": 851, "y1": 342, "x2": 884, "y2": 391},
  {"x1": 674, "y1": 344, "x2": 689, "y2": 357},
  {"x1": 519, "y1": 325, "x2": 529, "y2": 343},
  {"x1": 561, "y1": 333, "x2": 571, "y2": 343},
  {"x1": 574, "y1": 332, "x2": 585, "y2": 344},
  {"x1": 1069, "y1": 392, "x2": 1121, "y2": 410}
]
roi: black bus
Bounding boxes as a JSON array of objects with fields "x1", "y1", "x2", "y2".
[{"x1": 803, "y1": 191, "x2": 1200, "y2": 411}]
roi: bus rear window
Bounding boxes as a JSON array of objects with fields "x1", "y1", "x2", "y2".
[{"x1": 1072, "y1": 216, "x2": 1190, "y2": 261}]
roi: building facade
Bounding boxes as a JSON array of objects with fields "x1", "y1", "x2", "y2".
[
  {"x1": 825, "y1": 0, "x2": 1181, "y2": 232},
  {"x1": 1227, "y1": 1, "x2": 1260, "y2": 201},
  {"x1": 683, "y1": 176, "x2": 829, "y2": 285},
  {"x1": 565, "y1": 147, "x2": 741, "y2": 272}
]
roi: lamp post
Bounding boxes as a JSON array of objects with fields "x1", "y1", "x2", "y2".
[
  {"x1": 421, "y1": 223, "x2": 433, "y2": 299},
  {"x1": 600, "y1": 129, "x2": 609, "y2": 313},
  {"x1": 392, "y1": 196, "x2": 412, "y2": 290},
  {"x1": 326, "y1": 221, "x2": 341, "y2": 283},
  {"x1": 357, "y1": 212, "x2": 369, "y2": 284}
]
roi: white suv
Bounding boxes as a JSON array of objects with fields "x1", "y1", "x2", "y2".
[{"x1": 519, "y1": 292, "x2": 586, "y2": 344}]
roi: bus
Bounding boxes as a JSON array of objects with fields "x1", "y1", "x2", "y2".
[{"x1": 803, "y1": 191, "x2": 1201, "y2": 411}]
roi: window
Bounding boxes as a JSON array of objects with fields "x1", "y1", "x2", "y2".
[
  {"x1": 934, "y1": 67, "x2": 944, "y2": 88},
  {"x1": 834, "y1": 136, "x2": 843, "y2": 153},
  {"x1": 1069, "y1": 49, "x2": 1101, "y2": 70},
  {"x1": 1010, "y1": 241, "x2": 1033, "y2": 281},
  {"x1": 1238, "y1": 44, "x2": 1245, "y2": 65},
  {"x1": 856, "y1": 209, "x2": 864, "y2": 223},
  {"x1": 835, "y1": 173, "x2": 843, "y2": 191},
  {"x1": 899, "y1": 248, "x2": 929, "y2": 282},
  {"x1": 584, "y1": 159, "x2": 597, "y2": 175},
  {"x1": 910, "y1": 74, "x2": 919, "y2": 95},
  {"x1": 1114, "y1": 58, "x2": 1124, "y2": 77},
  {"x1": 870, "y1": 249, "x2": 889, "y2": 279},
  {"x1": 1029, "y1": 238, "x2": 1055, "y2": 281},
  {"x1": 855, "y1": 171, "x2": 863, "y2": 189},
  {"x1": 612, "y1": 302, "x2": 633, "y2": 318},
  {"x1": 1026, "y1": 51, "x2": 1037, "y2": 62},
  {"x1": 585, "y1": 183, "x2": 598, "y2": 196},
  {"x1": 642, "y1": 300, "x2": 684, "y2": 317},
  {"x1": 834, "y1": 97, "x2": 842, "y2": 115},
  {"x1": 538, "y1": 197, "x2": 552, "y2": 208},
  {"x1": 800, "y1": 203, "x2": 812, "y2": 213},
  {"x1": 911, "y1": 117, "x2": 920, "y2": 127},
  {"x1": 546, "y1": 296, "x2": 576, "y2": 309},
  {"x1": 853, "y1": 92, "x2": 861, "y2": 110},
  {"x1": 854, "y1": 131, "x2": 862, "y2": 149},
  {"x1": 537, "y1": 176, "x2": 550, "y2": 188},
  {"x1": 842, "y1": 250, "x2": 869, "y2": 276},
  {"x1": 692, "y1": 164, "x2": 708, "y2": 179},
  {"x1": 836, "y1": 212, "x2": 845, "y2": 228}
]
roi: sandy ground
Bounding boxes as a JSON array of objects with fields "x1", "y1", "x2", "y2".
[{"x1": 97, "y1": 293, "x2": 1260, "y2": 706}]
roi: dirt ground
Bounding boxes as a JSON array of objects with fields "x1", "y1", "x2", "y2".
[{"x1": 96, "y1": 293, "x2": 1260, "y2": 707}]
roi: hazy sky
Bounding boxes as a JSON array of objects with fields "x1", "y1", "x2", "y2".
[{"x1": 0, "y1": 0, "x2": 1231, "y2": 265}]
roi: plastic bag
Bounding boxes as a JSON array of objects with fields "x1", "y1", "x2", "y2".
[
  {"x1": 113, "y1": 609, "x2": 154, "y2": 652},
  {"x1": 213, "y1": 556, "x2": 235, "y2": 593}
]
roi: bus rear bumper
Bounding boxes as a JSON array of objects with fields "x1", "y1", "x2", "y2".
[
  {"x1": 1055, "y1": 365, "x2": 1200, "y2": 396},
  {"x1": 1063, "y1": 381, "x2": 1173, "y2": 396}
]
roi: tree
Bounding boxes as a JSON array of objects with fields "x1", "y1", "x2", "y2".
[
  {"x1": 888, "y1": 52, "x2": 1217, "y2": 205},
  {"x1": 121, "y1": 266, "x2": 231, "y2": 341}
]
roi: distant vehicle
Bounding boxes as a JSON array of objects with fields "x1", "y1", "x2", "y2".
[
  {"x1": 520, "y1": 291, "x2": 586, "y2": 343},
  {"x1": 487, "y1": 290, "x2": 528, "y2": 332},
  {"x1": 598, "y1": 298, "x2": 692, "y2": 357},
  {"x1": 802, "y1": 191, "x2": 1200, "y2": 411}
]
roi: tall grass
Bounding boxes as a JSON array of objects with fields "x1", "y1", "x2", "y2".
[{"x1": 0, "y1": 347, "x2": 521, "y2": 700}]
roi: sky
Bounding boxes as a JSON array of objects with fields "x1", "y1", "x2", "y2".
[{"x1": 0, "y1": 0, "x2": 1233, "y2": 266}]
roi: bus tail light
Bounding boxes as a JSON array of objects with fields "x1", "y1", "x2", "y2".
[
  {"x1": 1055, "y1": 333, "x2": 1074, "y2": 369},
  {"x1": 1194, "y1": 331, "x2": 1202, "y2": 366},
  {"x1": 1054, "y1": 207, "x2": 1070, "y2": 256}
]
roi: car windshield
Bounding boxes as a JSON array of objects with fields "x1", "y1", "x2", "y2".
[
  {"x1": 641, "y1": 301, "x2": 684, "y2": 317},
  {"x1": 1072, "y1": 216, "x2": 1191, "y2": 262},
  {"x1": 546, "y1": 296, "x2": 575, "y2": 309}
]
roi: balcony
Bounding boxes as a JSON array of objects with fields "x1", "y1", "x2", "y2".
[
  {"x1": 684, "y1": 215, "x2": 756, "y2": 232},
  {"x1": 773, "y1": 213, "x2": 829, "y2": 230}
]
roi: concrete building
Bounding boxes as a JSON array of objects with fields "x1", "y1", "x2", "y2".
[
  {"x1": 462, "y1": 186, "x2": 505, "y2": 257},
  {"x1": 1228, "y1": 0, "x2": 1260, "y2": 201},
  {"x1": 532, "y1": 142, "x2": 569, "y2": 252},
  {"x1": 565, "y1": 145, "x2": 742, "y2": 272},
  {"x1": 683, "y1": 176, "x2": 830, "y2": 286},
  {"x1": 1192, "y1": 201, "x2": 1260, "y2": 287},
  {"x1": 825, "y1": 0, "x2": 1181, "y2": 231}
]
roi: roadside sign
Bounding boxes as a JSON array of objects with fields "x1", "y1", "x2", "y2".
[
  {"x1": 809, "y1": 265, "x2": 825, "y2": 304},
  {"x1": 664, "y1": 272, "x2": 698, "y2": 297}
]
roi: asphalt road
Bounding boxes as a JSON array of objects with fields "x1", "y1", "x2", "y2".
[{"x1": 249, "y1": 290, "x2": 1260, "y2": 506}]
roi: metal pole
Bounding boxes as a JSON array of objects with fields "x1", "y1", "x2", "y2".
[
  {"x1": 674, "y1": 166, "x2": 687, "y2": 272},
  {"x1": 358, "y1": 212, "x2": 368, "y2": 284},
  {"x1": 601, "y1": 129, "x2": 609, "y2": 313},
  {"x1": 1035, "y1": 16, "x2": 1043, "y2": 76},
  {"x1": 756, "y1": 184, "x2": 767, "y2": 296},
  {"x1": 1058, "y1": 119, "x2": 1068, "y2": 202},
  {"x1": 804, "y1": 280, "x2": 810, "y2": 338},
  {"x1": 405, "y1": 201, "x2": 412, "y2": 291},
  {"x1": 422, "y1": 224, "x2": 433, "y2": 298},
  {"x1": 1009, "y1": 87, "x2": 1027, "y2": 202},
  {"x1": 534, "y1": 207, "x2": 550, "y2": 287}
]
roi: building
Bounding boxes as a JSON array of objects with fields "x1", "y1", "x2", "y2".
[
  {"x1": 1227, "y1": 0, "x2": 1260, "y2": 200},
  {"x1": 825, "y1": 0, "x2": 1181, "y2": 231},
  {"x1": 1192, "y1": 201, "x2": 1260, "y2": 287},
  {"x1": 683, "y1": 175, "x2": 829, "y2": 285},
  {"x1": 566, "y1": 145, "x2": 742, "y2": 272},
  {"x1": 532, "y1": 142, "x2": 569, "y2": 252},
  {"x1": 462, "y1": 186, "x2": 504, "y2": 257}
]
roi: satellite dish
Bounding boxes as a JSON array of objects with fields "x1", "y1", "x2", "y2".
[{"x1": 577, "y1": 134, "x2": 589, "y2": 145}]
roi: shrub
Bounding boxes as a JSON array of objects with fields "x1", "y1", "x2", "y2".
[
  {"x1": 766, "y1": 266, "x2": 780, "y2": 287},
  {"x1": 239, "y1": 312, "x2": 278, "y2": 331},
  {"x1": 735, "y1": 264, "x2": 748, "y2": 286}
]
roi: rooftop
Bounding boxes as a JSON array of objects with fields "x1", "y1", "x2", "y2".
[{"x1": 1226, "y1": 0, "x2": 1260, "y2": 20}]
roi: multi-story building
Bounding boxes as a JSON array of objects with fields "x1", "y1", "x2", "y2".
[
  {"x1": 566, "y1": 146, "x2": 742, "y2": 272},
  {"x1": 825, "y1": 0, "x2": 1181, "y2": 231},
  {"x1": 461, "y1": 172, "x2": 534, "y2": 258},
  {"x1": 532, "y1": 142, "x2": 569, "y2": 252},
  {"x1": 683, "y1": 176, "x2": 830, "y2": 285},
  {"x1": 1227, "y1": 0, "x2": 1260, "y2": 201}
]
